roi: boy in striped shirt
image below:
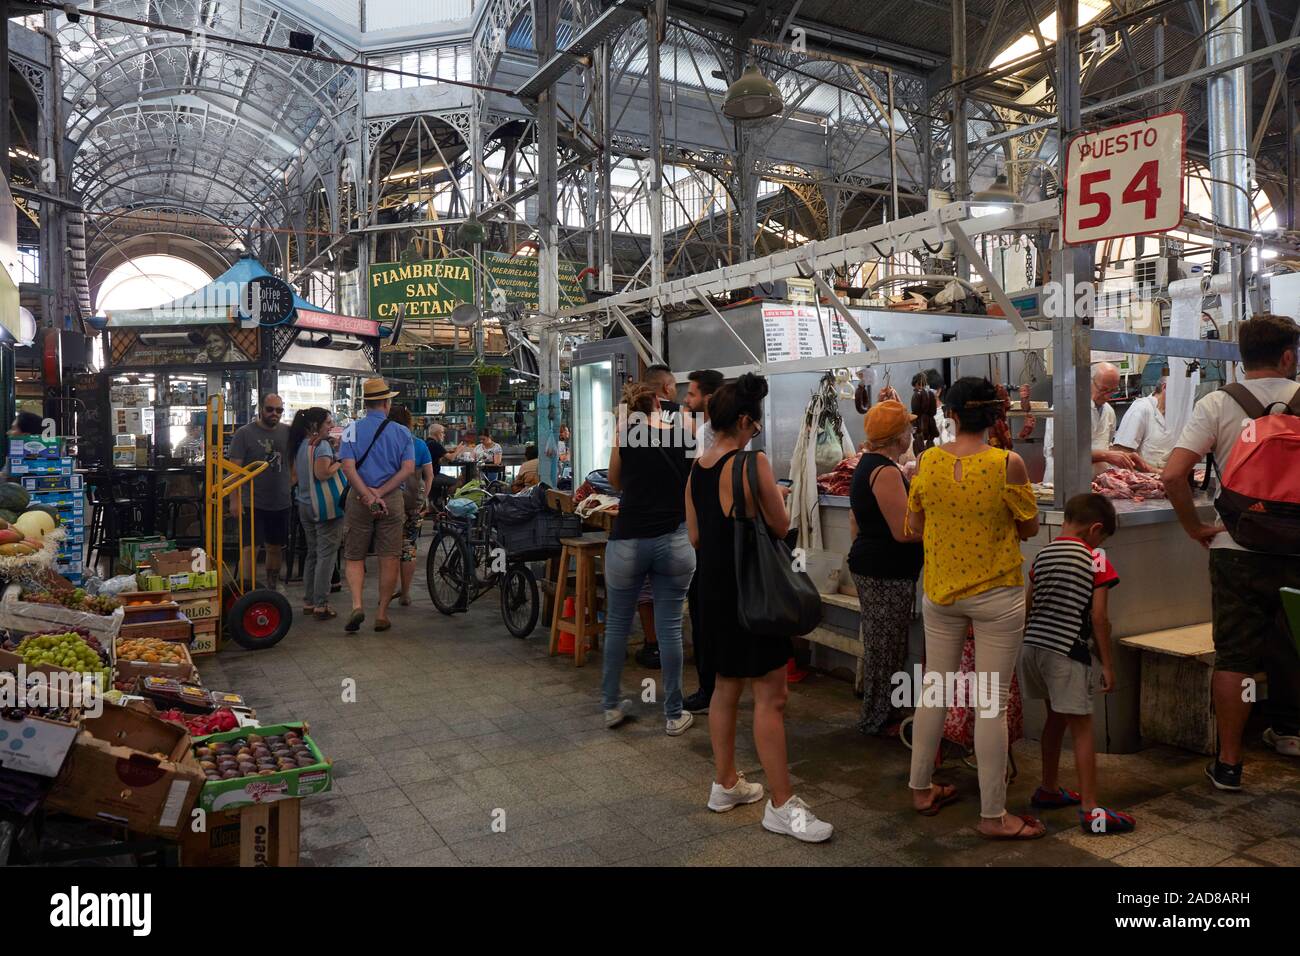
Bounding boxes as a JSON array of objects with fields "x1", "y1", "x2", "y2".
[{"x1": 1022, "y1": 493, "x2": 1135, "y2": 834}]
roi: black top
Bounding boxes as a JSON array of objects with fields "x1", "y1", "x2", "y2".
[
  {"x1": 426, "y1": 439, "x2": 447, "y2": 465},
  {"x1": 847, "y1": 452, "x2": 923, "y2": 579},
  {"x1": 610, "y1": 435, "x2": 690, "y2": 540},
  {"x1": 690, "y1": 450, "x2": 793, "y2": 678}
]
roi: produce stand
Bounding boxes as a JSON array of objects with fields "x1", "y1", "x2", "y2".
[{"x1": 0, "y1": 541, "x2": 329, "y2": 867}]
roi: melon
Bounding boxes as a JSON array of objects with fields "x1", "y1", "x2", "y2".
[
  {"x1": 14, "y1": 511, "x2": 55, "y2": 539},
  {"x1": 0, "y1": 483, "x2": 29, "y2": 513}
]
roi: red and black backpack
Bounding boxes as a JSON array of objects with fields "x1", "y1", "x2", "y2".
[{"x1": 1212, "y1": 382, "x2": 1300, "y2": 553}]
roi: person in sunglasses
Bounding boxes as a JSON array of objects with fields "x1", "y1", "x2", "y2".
[{"x1": 228, "y1": 393, "x2": 294, "y2": 591}]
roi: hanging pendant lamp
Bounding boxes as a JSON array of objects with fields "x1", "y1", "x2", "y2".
[
  {"x1": 459, "y1": 215, "x2": 486, "y2": 246},
  {"x1": 972, "y1": 174, "x2": 1017, "y2": 204},
  {"x1": 723, "y1": 63, "x2": 784, "y2": 121}
]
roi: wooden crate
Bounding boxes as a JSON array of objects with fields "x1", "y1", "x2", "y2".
[
  {"x1": 175, "y1": 588, "x2": 219, "y2": 624},
  {"x1": 177, "y1": 799, "x2": 301, "y2": 867},
  {"x1": 190, "y1": 620, "x2": 220, "y2": 657}
]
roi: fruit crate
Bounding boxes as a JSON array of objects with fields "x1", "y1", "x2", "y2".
[
  {"x1": 0, "y1": 584, "x2": 124, "y2": 641},
  {"x1": 114, "y1": 635, "x2": 195, "y2": 680},
  {"x1": 121, "y1": 600, "x2": 182, "y2": 625}
]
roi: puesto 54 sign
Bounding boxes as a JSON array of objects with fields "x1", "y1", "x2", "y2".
[{"x1": 1064, "y1": 112, "x2": 1185, "y2": 245}]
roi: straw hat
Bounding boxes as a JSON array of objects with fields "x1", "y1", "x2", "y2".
[{"x1": 361, "y1": 377, "x2": 400, "y2": 401}]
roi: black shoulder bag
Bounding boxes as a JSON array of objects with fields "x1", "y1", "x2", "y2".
[
  {"x1": 338, "y1": 419, "x2": 393, "y2": 510},
  {"x1": 731, "y1": 450, "x2": 823, "y2": 638}
]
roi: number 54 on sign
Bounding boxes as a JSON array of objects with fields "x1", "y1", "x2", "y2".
[{"x1": 1064, "y1": 112, "x2": 1186, "y2": 246}]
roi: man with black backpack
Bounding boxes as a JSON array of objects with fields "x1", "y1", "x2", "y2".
[{"x1": 1164, "y1": 314, "x2": 1300, "y2": 791}]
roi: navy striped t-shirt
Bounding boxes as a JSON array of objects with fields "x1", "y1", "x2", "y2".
[{"x1": 1024, "y1": 536, "x2": 1118, "y2": 663}]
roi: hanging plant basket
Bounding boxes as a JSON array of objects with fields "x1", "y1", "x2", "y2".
[{"x1": 476, "y1": 364, "x2": 504, "y2": 395}]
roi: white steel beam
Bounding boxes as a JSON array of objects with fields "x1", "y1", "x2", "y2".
[
  {"x1": 808, "y1": 272, "x2": 880, "y2": 359},
  {"x1": 672, "y1": 329, "x2": 1054, "y2": 381},
  {"x1": 944, "y1": 220, "x2": 1030, "y2": 336},
  {"x1": 556, "y1": 199, "x2": 1060, "y2": 318}
]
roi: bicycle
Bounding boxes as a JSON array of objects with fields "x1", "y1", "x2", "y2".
[{"x1": 425, "y1": 491, "x2": 543, "y2": 638}]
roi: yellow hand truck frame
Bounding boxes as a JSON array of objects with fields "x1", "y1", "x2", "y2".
[{"x1": 206, "y1": 394, "x2": 294, "y2": 650}]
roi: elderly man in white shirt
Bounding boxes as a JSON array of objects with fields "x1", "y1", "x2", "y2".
[
  {"x1": 1043, "y1": 362, "x2": 1149, "y2": 481},
  {"x1": 1112, "y1": 373, "x2": 1172, "y2": 470}
]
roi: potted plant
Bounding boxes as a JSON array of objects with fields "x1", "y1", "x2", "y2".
[{"x1": 475, "y1": 361, "x2": 504, "y2": 395}]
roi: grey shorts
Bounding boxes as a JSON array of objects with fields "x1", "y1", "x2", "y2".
[{"x1": 1020, "y1": 644, "x2": 1094, "y2": 715}]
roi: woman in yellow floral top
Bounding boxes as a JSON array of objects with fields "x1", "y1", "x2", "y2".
[{"x1": 904, "y1": 377, "x2": 1042, "y2": 839}]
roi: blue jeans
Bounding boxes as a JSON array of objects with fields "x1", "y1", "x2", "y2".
[{"x1": 601, "y1": 525, "x2": 696, "y2": 717}]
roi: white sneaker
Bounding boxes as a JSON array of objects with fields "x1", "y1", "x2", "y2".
[
  {"x1": 1264, "y1": 727, "x2": 1300, "y2": 757},
  {"x1": 665, "y1": 712, "x2": 695, "y2": 736},
  {"x1": 604, "y1": 699, "x2": 632, "y2": 729},
  {"x1": 707, "y1": 773, "x2": 765, "y2": 812},
  {"x1": 762, "y1": 795, "x2": 833, "y2": 843}
]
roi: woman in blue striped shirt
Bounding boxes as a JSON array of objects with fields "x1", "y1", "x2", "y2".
[{"x1": 291, "y1": 407, "x2": 348, "y2": 621}]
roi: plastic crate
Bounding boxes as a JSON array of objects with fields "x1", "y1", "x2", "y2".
[{"x1": 494, "y1": 510, "x2": 582, "y2": 561}]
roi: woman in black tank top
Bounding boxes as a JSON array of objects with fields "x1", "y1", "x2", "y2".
[{"x1": 848, "y1": 401, "x2": 923, "y2": 735}]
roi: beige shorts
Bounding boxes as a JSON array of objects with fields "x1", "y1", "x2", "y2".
[
  {"x1": 1020, "y1": 644, "x2": 1094, "y2": 716},
  {"x1": 343, "y1": 488, "x2": 406, "y2": 560}
]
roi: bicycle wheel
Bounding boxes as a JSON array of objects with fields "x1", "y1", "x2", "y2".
[
  {"x1": 426, "y1": 529, "x2": 470, "y2": 614},
  {"x1": 500, "y1": 564, "x2": 539, "y2": 638},
  {"x1": 473, "y1": 528, "x2": 502, "y2": 591}
]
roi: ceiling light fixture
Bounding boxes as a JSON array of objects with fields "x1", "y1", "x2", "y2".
[{"x1": 722, "y1": 63, "x2": 784, "y2": 121}]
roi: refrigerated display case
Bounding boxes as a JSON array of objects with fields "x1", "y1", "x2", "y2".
[{"x1": 570, "y1": 339, "x2": 639, "y2": 487}]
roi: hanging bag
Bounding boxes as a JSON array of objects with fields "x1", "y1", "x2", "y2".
[{"x1": 731, "y1": 451, "x2": 822, "y2": 638}]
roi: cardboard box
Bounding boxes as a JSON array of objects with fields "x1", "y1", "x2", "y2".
[
  {"x1": 138, "y1": 571, "x2": 217, "y2": 592},
  {"x1": 44, "y1": 705, "x2": 204, "y2": 839},
  {"x1": 114, "y1": 637, "x2": 194, "y2": 681},
  {"x1": 10, "y1": 436, "x2": 66, "y2": 460},
  {"x1": 120, "y1": 536, "x2": 171, "y2": 569},
  {"x1": 0, "y1": 657, "x2": 82, "y2": 778},
  {"x1": 149, "y1": 550, "x2": 194, "y2": 576},
  {"x1": 20, "y1": 474, "x2": 84, "y2": 492},
  {"x1": 0, "y1": 584, "x2": 123, "y2": 642},
  {"x1": 192, "y1": 723, "x2": 332, "y2": 813},
  {"x1": 8, "y1": 458, "x2": 73, "y2": 476}
]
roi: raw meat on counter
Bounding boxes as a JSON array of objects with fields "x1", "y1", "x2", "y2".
[
  {"x1": 816, "y1": 454, "x2": 861, "y2": 497},
  {"x1": 1092, "y1": 468, "x2": 1166, "y2": 501}
]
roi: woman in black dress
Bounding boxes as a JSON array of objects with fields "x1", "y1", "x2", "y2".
[{"x1": 685, "y1": 374, "x2": 833, "y2": 843}]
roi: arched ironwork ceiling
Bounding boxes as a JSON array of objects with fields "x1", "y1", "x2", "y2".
[{"x1": 60, "y1": 0, "x2": 359, "y2": 233}]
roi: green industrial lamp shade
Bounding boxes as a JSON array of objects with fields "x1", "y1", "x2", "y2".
[
  {"x1": 723, "y1": 64, "x2": 784, "y2": 121},
  {"x1": 973, "y1": 174, "x2": 1017, "y2": 204},
  {"x1": 459, "y1": 215, "x2": 486, "y2": 246}
]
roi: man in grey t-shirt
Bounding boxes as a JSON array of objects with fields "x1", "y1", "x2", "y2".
[{"x1": 228, "y1": 394, "x2": 293, "y2": 590}]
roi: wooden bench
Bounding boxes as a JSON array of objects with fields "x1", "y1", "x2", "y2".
[
  {"x1": 808, "y1": 592, "x2": 867, "y2": 693},
  {"x1": 1120, "y1": 624, "x2": 1216, "y2": 755}
]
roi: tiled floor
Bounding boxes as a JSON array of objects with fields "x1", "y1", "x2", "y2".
[{"x1": 199, "y1": 560, "x2": 1300, "y2": 867}]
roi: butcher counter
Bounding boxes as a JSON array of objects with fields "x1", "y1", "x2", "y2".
[{"x1": 810, "y1": 492, "x2": 1219, "y2": 753}]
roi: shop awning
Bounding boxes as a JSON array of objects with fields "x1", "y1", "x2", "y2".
[{"x1": 104, "y1": 256, "x2": 377, "y2": 336}]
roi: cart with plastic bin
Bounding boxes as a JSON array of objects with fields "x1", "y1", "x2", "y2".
[{"x1": 204, "y1": 395, "x2": 293, "y2": 649}]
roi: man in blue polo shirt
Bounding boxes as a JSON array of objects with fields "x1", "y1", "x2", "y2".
[{"x1": 339, "y1": 378, "x2": 415, "y2": 633}]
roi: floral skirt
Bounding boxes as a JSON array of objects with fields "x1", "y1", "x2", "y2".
[
  {"x1": 851, "y1": 573, "x2": 916, "y2": 735},
  {"x1": 400, "y1": 512, "x2": 424, "y2": 563}
]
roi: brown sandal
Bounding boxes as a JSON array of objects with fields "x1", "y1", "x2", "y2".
[
  {"x1": 914, "y1": 783, "x2": 959, "y2": 817},
  {"x1": 314, "y1": 606, "x2": 337, "y2": 620},
  {"x1": 374, "y1": 618, "x2": 392, "y2": 632},
  {"x1": 979, "y1": 813, "x2": 1047, "y2": 840}
]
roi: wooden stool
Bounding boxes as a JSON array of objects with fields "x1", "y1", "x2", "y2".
[{"x1": 549, "y1": 533, "x2": 606, "y2": 666}]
